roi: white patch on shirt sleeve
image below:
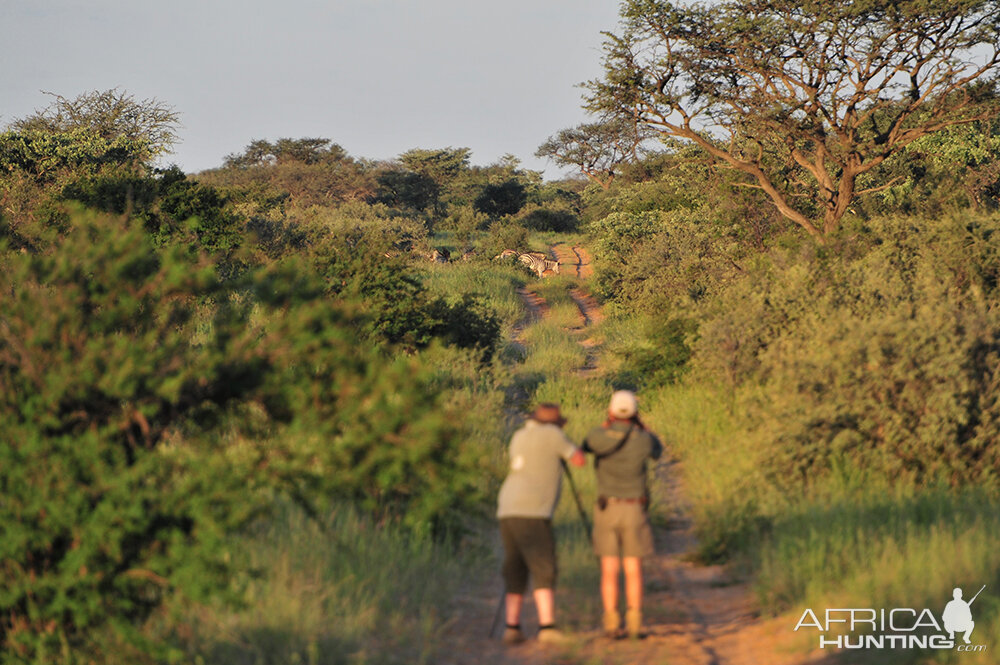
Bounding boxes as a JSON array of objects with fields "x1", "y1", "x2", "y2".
[{"x1": 511, "y1": 455, "x2": 525, "y2": 471}]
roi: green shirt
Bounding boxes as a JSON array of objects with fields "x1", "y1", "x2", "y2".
[
  {"x1": 497, "y1": 421, "x2": 578, "y2": 519},
  {"x1": 582, "y1": 421, "x2": 663, "y2": 499}
]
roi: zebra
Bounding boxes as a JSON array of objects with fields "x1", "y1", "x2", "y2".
[
  {"x1": 493, "y1": 249, "x2": 560, "y2": 278},
  {"x1": 518, "y1": 252, "x2": 560, "y2": 278}
]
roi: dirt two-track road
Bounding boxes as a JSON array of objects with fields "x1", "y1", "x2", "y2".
[{"x1": 441, "y1": 244, "x2": 832, "y2": 665}]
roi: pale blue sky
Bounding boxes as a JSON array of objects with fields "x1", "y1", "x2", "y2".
[{"x1": 1, "y1": 0, "x2": 621, "y2": 176}]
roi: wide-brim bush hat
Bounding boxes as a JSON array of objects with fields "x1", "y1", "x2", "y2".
[{"x1": 530, "y1": 403, "x2": 567, "y2": 426}]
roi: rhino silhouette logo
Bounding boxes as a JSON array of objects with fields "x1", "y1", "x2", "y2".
[{"x1": 942, "y1": 585, "x2": 984, "y2": 644}]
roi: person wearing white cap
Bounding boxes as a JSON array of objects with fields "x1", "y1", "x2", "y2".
[{"x1": 582, "y1": 390, "x2": 663, "y2": 639}]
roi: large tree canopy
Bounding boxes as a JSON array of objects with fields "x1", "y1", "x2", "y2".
[
  {"x1": 222, "y1": 137, "x2": 350, "y2": 167},
  {"x1": 398, "y1": 147, "x2": 472, "y2": 186},
  {"x1": 11, "y1": 89, "x2": 180, "y2": 165},
  {"x1": 587, "y1": 0, "x2": 1000, "y2": 238},
  {"x1": 536, "y1": 118, "x2": 655, "y2": 189}
]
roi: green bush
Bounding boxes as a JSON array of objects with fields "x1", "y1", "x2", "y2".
[
  {"x1": 608, "y1": 315, "x2": 697, "y2": 390},
  {"x1": 199, "y1": 138, "x2": 374, "y2": 209},
  {"x1": 303, "y1": 219, "x2": 500, "y2": 356},
  {"x1": 0, "y1": 128, "x2": 150, "y2": 251},
  {"x1": 857, "y1": 118, "x2": 1000, "y2": 217},
  {"x1": 473, "y1": 178, "x2": 527, "y2": 218},
  {"x1": 757, "y1": 277, "x2": 1000, "y2": 488},
  {"x1": 516, "y1": 204, "x2": 579, "y2": 232},
  {"x1": 425, "y1": 295, "x2": 501, "y2": 362},
  {"x1": 437, "y1": 204, "x2": 489, "y2": 249},
  {"x1": 691, "y1": 213, "x2": 1000, "y2": 489},
  {"x1": 60, "y1": 166, "x2": 245, "y2": 258},
  {"x1": 0, "y1": 212, "x2": 266, "y2": 661},
  {"x1": 588, "y1": 208, "x2": 748, "y2": 314},
  {"x1": 0, "y1": 211, "x2": 494, "y2": 662},
  {"x1": 479, "y1": 219, "x2": 531, "y2": 260}
]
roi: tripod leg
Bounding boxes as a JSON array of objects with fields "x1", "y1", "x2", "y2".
[{"x1": 489, "y1": 592, "x2": 504, "y2": 638}]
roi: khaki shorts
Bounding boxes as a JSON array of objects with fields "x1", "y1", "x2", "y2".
[{"x1": 592, "y1": 499, "x2": 654, "y2": 558}]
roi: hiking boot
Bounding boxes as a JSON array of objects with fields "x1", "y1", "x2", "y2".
[
  {"x1": 625, "y1": 608, "x2": 643, "y2": 639},
  {"x1": 502, "y1": 625, "x2": 525, "y2": 645},
  {"x1": 602, "y1": 610, "x2": 621, "y2": 637},
  {"x1": 537, "y1": 626, "x2": 570, "y2": 645}
]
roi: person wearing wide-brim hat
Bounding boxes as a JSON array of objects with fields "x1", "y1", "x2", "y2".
[
  {"x1": 496, "y1": 403, "x2": 585, "y2": 645},
  {"x1": 582, "y1": 390, "x2": 663, "y2": 639}
]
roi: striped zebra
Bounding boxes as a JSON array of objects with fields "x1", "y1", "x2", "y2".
[
  {"x1": 494, "y1": 249, "x2": 560, "y2": 278},
  {"x1": 518, "y1": 252, "x2": 560, "y2": 278}
]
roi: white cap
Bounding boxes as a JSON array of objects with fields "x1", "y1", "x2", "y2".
[{"x1": 608, "y1": 390, "x2": 638, "y2": 418}]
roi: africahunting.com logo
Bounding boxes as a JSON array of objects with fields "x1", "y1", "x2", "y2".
[{"x1": 794, "y1": 585, "x2": 987, "y2": 653}]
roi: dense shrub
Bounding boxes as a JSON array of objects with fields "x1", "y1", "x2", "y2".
[
  {"x1": 480, "y1": 219, "x2": 531, "y2": 261},
  {"x1": 588, "y1": 209, "x2": 748, "y2": 314},
  {"x1": 0, "y1": 211, "x2": 494, "y2": 662},
  {"x1": 473, "y1": 179, "x2": 528, "y2": 218},
  {"x1": 425, "y1": 295, "x2": 502, "y2": 362},
  {"x1": 301, "y1": 217, "x2": 499, "y2": 356},
  {"x1": 609, "y1": 315, "x2": 698, "y2": 390},
  {"x1": 0, "y1": 128, "x2": 245, "y2": 266},
  {"x1": 0, "y1": 213, "x2": 267, "y2": 661},
  {"x1": 517, "y1": 204, "x2": 579, "y2": 232},
  {"x1": 0, "y1": 129, "x2": 149, "y2": 250},
  {"x1": 198, "y1": 138, "x2": 374, "y2": 208},
  {"x1": 857, "y1": 119, "x2": 1000, "y2": 217},
  {"x1": 759, "y1": 284, "x2": 1000, "y2": 488},
  {"x1": 438, "y1": 203, "x2": 490, "y2": 248},
  {"x1": 370, "y1": 167, "x2": 439, "y2": 215},
  {"x1": 61, "y1": 166, "x2": 244, "y2": 257},
  {"x1": 691, "y1": 213, "x2": 1000, "y2": 489},
  {"x1": 0, "y1": 128, "x2": 147, "y2": 183}
]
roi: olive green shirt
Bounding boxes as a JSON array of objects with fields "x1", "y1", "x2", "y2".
[{"x1": 582, "y1": 421, "x2": 663, "y2": 499}]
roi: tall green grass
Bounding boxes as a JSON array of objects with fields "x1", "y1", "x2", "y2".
[
  {"x1": 519, "y1": 321, "x2": 589, "y2": 379},
  {"x1": 752, "y1": 485, "x2": 1000, "y2": 665},
  {"x1": 420, "y1": 261, "x2": 526, "y2": 334},
  {"x1": 529, "y1": 274, "x2": 586, "y2": 330},
  {"x1": 757, "y1": 486, "x2": 1000, "y2": 609},
  {"x1": 645, "y1": 374, "x2": 1000, "y2": 665},
  {"x1": 643, "y1": 381, "x2": 769, "y2": 560},
  {"x1": 158, "y1": 504, "x2": 481, "y2": 665}
]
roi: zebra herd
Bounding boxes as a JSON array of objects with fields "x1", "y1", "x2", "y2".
[{"x1": 387, "y1": 245, "x2": 562, "y2": 278}]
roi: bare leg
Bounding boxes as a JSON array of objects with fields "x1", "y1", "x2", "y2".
[
  {"x1": 601, "y1": 556, "x2": 621, "y2": 614},
  {"x1": 623, "y1": 557, "x2": 643, "y2": 611},
  {"x1": 623, "y1": 557, "x2": 644, "y2": 638},
  {"x1": 505, "y1": 593, "x2": 523, "y2": 626},
  {"x1": 534, "y1": 588, "x2": 555, "y2": 626}
]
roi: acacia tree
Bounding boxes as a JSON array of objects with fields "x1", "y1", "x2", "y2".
[
  {"x1": 222, "y1": 137, "x2": 351, "y2": 167},
  {"x1": 11, "y1": 89, "x2": 179, "y2": 165},
  {"x1": 398, "y1": 147, "x2": 472, "y2": 187},
  {"x1": 536, "y1": 118, "x2": 654, "y2": 189},
  {"x1": 586, "y1": 0, "x2": 1000, "y2": 239}
]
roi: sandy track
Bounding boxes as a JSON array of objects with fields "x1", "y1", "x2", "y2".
[
  {"x1": 442, "y1": 244, "x2": 828, "y2": 665},
  {"x1": 551, "y1": 243, "x2": 595, "y2": 280}
]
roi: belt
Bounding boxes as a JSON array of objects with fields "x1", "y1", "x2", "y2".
[{"x1": 597, "y1": 495, "x2": 648, "y2": 510}]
